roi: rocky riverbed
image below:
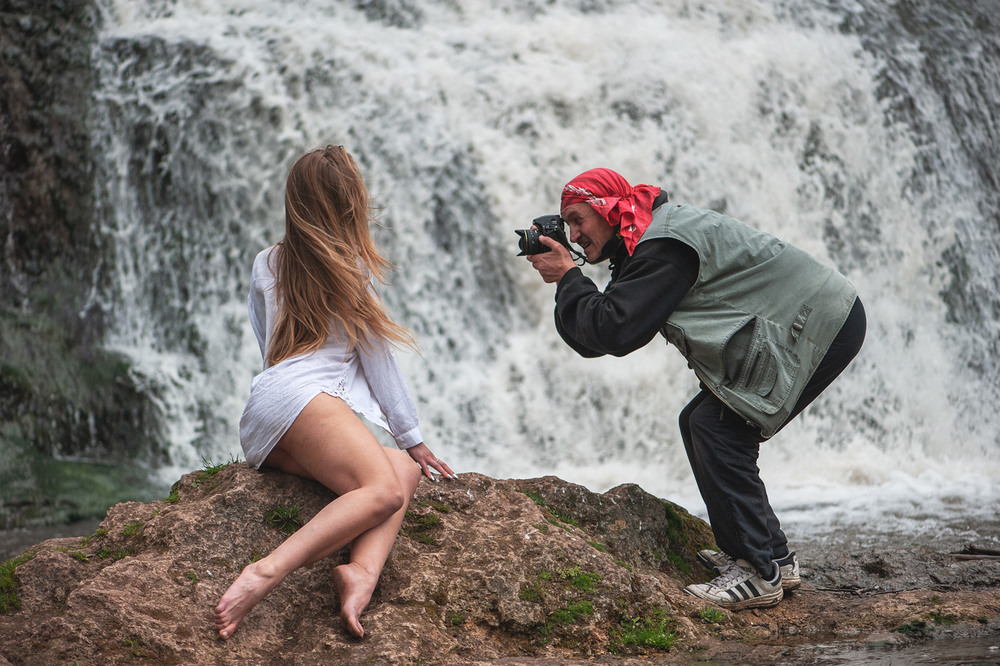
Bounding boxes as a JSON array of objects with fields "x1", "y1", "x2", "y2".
[{"x1": 1, "y1": 465, "x2": 998, "y2": 664}]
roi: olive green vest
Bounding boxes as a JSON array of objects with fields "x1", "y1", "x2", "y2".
[{"x1": 641, "y1": 204, "x2": 857, "y2": 437}]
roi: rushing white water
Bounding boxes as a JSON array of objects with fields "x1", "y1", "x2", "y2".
[{"x1": 90, "y1": 0, "x2": 1000, "y2": 554}]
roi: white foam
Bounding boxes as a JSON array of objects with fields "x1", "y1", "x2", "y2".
[{"x1": 94, "y1": 0, "x2": 1000, "y2": 542}]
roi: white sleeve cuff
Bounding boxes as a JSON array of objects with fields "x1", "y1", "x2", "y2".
[{"x1": 394, "y1": 426, "x2": 423, "y2": 450}]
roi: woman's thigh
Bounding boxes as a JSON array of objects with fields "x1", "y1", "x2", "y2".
[{"x1": 264, "y1": 393, "x2": 402, "y2": 496}]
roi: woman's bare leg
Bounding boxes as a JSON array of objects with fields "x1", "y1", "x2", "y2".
[
  {"x1": 214, "y1": 394, "x2": 418, "y2": 639},
  {"x1": 334, "y1": 449, "x2": 421, "y2": 636}
]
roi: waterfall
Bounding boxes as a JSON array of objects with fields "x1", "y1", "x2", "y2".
[{"x1": 90, "y1": 0, "x2": 1000, "y2": 551}]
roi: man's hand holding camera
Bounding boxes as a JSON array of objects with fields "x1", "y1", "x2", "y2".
[
  {"x1": 527, "y1": 234, "x2": 575, "y2": 283},
  {"x1": 515, "y1": 214, "x2": 584, "y2": 284}
]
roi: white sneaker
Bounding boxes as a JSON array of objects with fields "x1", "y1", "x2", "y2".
[
  {"x1": 685, "y1": 559, "x2": 783, "y2": 610},
  {"x1": 696, "y1": 548, "x2": 736, "y2": 574},
  {"x1": 698, "y1": 549, "x2": 801, "y2": 591},
  {"x1": 774, "y1": 551, "x2": 801, "y2": 591}
]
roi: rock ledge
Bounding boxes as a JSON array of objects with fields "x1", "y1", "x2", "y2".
[{"x1": 1, "y1": 465, "x2": 997, "y2": 664}]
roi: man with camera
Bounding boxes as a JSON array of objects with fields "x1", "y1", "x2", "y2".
[{"x1": 522, "y1": 167, "x2": 865, "y2": 611}]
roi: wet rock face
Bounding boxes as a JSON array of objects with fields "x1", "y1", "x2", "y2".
[
  {"x1": 1, "y1": 467, "x2": 997, "y2": 665},
  {"x1": 1, "y1": 1, "x2": 165, "y2": 528},
  {"x1": 1, "y1": 0, "x2": 101, "y2": 323}
]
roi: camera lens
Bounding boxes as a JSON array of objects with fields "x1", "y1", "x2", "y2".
[
  {"x1": 515, "y1": 228, "x2": 549, "y2": 256},
  {"x1": 517, "y1": 229, "x2": 535, "y2": 253}
]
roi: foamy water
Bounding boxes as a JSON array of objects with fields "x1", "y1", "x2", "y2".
[{"x1": 91, "y1": 0, "x2": 1000, "y2": 552}]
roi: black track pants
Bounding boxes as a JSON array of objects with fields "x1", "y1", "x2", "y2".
[{"x1": 679, "y1": 297, "x2": 867, "y2": 577}]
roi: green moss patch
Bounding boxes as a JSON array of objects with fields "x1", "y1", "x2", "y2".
[
  {"x1": 698, "y1": 606, "x2": 726, "y2": 624},
  {"x1": 610, "y1": 609, "x2": 679, "y2": 654},
  {"x1": 557, "y1": 566, "x2": 600, "y2": 593},
  {"x1": 549, "y1": 599, "x2": 593, "y2": 625},
  {"x1": 266, "y1": 505, "x2": 303, "y2": 535},
  {"x1": 522, "y1": 489, "x2": 545, "y2": 506},
  {"x1": 0, "y1": 552, "x2": 35, "y2": 614},
  {"x1": 118, "y1": 521, "x2": 144, "y2": 538},
  {"x1": 520, "y1": 581, "x2": 543, "y2": 601},
  {"x1": 404, "y1": 510, "x2": 442, "y2": 546},
  {"x1": 893, "y1": 619, "x2": 931, "y2": 639}
]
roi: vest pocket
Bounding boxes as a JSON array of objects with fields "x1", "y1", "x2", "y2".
[
  {"x1": 730, "y1": 318, "x2": 800, "y2": 414},
  {"x1": 743, "y1": 349, "x2": 778, "y2": 397},
  {"x1": 663, "y1": 322, "x2": 688, "y2": 355}
]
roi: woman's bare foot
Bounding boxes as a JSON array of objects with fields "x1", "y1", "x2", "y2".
[
  {"x1": 333, "y1": 562, "x2": 379, "y2": 638},
  {"x1": 214, "y1": 559, "x2": 284, "y2": 639}
]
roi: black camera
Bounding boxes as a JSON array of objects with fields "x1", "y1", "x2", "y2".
[{"x1": 515, "y1": 214, "x2": 573, "y2": 256}]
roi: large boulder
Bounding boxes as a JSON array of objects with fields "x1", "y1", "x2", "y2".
[{"x1": 1, "y1": 465, "x2": 998, "y2": 664}]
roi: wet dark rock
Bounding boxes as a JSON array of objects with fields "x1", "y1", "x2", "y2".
[{"x1": 1, "y1": 0, "x2": 165, "y2": 531}]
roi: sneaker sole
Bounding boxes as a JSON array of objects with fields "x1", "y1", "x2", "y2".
[
  {"x1": 685, "y1": 585, "x2": 784, "y2": 611},
  {"x1": 720, "y1": 587, "x2": 783, "y2": 610},
  {"x1": 781, "y1": 575, "x2": 801, "y2": 591}
]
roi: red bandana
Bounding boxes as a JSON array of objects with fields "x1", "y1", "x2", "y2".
[{"x1": 560, "y1": 168, "x2": 660, "y2": 255}]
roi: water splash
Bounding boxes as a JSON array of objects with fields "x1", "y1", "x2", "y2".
[{"x1": 91, "y1": 0, "x2": 1000, "y2": 546}]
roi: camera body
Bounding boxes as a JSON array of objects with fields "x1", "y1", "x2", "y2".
[{"x1": 515, "y1": 214, "x2": 572, "y2": 256}]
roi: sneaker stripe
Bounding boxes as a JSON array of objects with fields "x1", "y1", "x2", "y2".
[
  {"x1": 744, "y1": 580, "x2": 760, "y2": 597},
  {"x1": 727, "y1": 588, "x2": 742, "y2": 602}
]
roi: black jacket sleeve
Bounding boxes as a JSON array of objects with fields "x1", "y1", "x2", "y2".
[{"x1": 553, "y1": 238, "x2": 698, "y2": 357}]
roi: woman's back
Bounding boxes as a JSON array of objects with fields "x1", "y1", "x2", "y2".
[{"x1": 266, "y1": 146, "x2": 411, "y2": 368}]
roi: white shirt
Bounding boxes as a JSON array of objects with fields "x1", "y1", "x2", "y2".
[{"x1": 238, "y1": 246, "x2": 423, "y2": 468}]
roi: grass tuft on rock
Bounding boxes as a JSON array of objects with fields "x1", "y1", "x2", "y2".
[
  {"x1": 557, "y1": 566, "x2": 600, "y2": 592},
  {"x1": 193, "y1": 456, "x2": 242, "y2": 488},
  {"x1": 698, "y1": 606, "x2": 726, "y2": 624},
  {"x1": 549, "y1": 600, "x2": 593, "y2": 626},
  {"x1": 266, "y1": 505, "x2": 303, "y2": 534},
  {"x1": 609, "y1": 609, "x2": 679, "y2": 654},
  {"x1": 0, "y1": 552, "x2": 34, "y2": 615}
]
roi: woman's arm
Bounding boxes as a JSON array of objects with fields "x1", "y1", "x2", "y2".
[{"x1": 356, "y1": 338, "x2": 456, "y2": 479}]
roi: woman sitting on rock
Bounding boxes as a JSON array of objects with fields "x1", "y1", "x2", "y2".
[{"x1": 215, "y1": 145, "x2": 456, "y2": 640}]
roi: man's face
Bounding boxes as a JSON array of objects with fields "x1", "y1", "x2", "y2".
[{"x1": 561, "y1": 202, "x2": 614, "y2": 263}]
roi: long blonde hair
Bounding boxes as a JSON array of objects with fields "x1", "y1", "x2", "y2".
[{"x1": 266, "y1": 145, "x2": 413, "y2": 366}]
